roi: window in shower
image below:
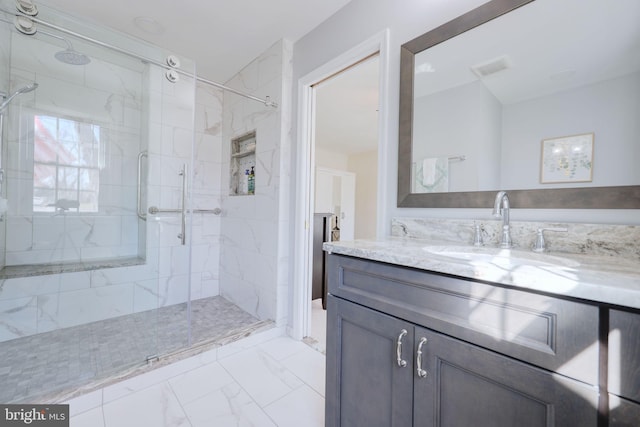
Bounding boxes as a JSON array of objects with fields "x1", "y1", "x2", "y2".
[{"x1": 33, "y1": 114, "x2": 104, "y2": 213}]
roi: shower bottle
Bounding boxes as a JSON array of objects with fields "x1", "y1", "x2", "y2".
[{"x1": 248, "y1": 166, "x2": 255, "y2": 195}]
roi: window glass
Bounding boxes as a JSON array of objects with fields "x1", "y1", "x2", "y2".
[{"x1": 33, "y1": 115, "x2": 102, "y2": 213}]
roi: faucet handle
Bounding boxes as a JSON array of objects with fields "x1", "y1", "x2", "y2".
[{"x1": 532, "y1": 227, "x2": 568, "y2": 252}]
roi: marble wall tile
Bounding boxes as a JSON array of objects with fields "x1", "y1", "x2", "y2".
[
  {"x1": 157, "y1": 275, "x2": 190, "y2": 307},
  {"x1": 158, "y1": 245, "x2": 191, "y2": 278},
  {"x1": 90, "y1": 264, "x2": 156, "y2": 288},
  {"x1": 195, "y1": 85, "x2": 223, "y2": 135},
  {"x1": 81, "y1": 245, "x2": 139, "y2": 260},
  {"x1": 0, "y1": 296, "x2": 38, "y2": 342},
  {"x1": 219, "y1": 40, "x2": 289, "y2": 322},
  {"x1": 200, "y1": 277, "x2": 220, "y2": 299},
  {"x1": 133, "y1": 278, "x2": 160, "y2": 313},
  {"x1": 37, "y1": 283, "x2": 134, "y2": 333},
  {"x1": 391, "y1": 217, "x2": 640, "y2": 260},
  {"x1": 5, "y1": 216, "x2": 33, "y2": 252}
]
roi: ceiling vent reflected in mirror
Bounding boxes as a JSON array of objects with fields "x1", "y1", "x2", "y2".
[{"x1": 470, "y1": 55, "x2": 513, "y2": 78}]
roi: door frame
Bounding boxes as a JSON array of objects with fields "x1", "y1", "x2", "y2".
[{"x1": 291, "y1": 29, "x2": 391, "y2": 340}]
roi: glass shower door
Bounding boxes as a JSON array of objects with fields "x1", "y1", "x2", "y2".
[
  {"x1": 0, "y1": 3, "x2": 196, "y2": 401},
  {"x1": 144, "y1": 57, "x2": 197, "y2": 357}
]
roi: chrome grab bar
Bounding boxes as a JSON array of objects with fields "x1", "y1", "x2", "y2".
[
  {"x1": 146, "y1": 162, "x2": 222, "y2": 245},
  {"x1": 178, "y1": 163, "x2": 187, "y2": 245},
  {"x1": 148, "y1": 207, "x2": 222, "y2": 215},
  {"x1": 137, "y1": 151, "x2": 148, "y2": 220}
]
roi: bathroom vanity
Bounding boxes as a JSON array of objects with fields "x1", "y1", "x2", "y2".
[{"x1": 324, "y1": 236, "x2": 640, "y2": 427}]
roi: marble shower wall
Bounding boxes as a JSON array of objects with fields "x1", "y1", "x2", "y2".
[
  {"x1": 220, "y1": 40, "x2": 293, "y2": 326},
  {"x1": 188, "y1": 80, "x2": 224, "y2": 302},
  {"x1": 0, "y1": 56, "x2": 224, "y2": 342},
  {"x1": 4, "y1": 32, "x2": 144, "y2": 265}
]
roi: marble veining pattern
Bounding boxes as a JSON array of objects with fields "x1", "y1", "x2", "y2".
[
  {"x1": 392, "y1": 217, "x2": 640, "y2": 259},
  {"x1": 219, "y1": 39, "x2": 291, "y2": 325},
  {"x1": 65, "y1": 333, "x2": 325, "y2": 427},
  {"x1": 324, "y1": 233, "x2": 640, "y2": 310}
]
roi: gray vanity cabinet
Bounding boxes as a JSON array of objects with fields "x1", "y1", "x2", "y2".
[
  {"x1": 326, "y1": 295, "x2": 413, "y2": 427},
  {"x1": 608, "y1": 309, "x2": 640, "y2": 425},
  {"x1": 413, "y1": 326, "x2": 597, "y2": 426},
  {"x1": 326, "y1": 253, "x2": 601, "y2": 426},
  {"x1": 327, "y1": 294, "x2": 598, "y2": 427}
]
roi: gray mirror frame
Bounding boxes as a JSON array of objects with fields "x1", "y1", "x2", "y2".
[{"x1": 397, "y1": 0, "x2": 640, "y2": 209}]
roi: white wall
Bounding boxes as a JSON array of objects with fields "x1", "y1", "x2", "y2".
[
  {"x1": 315, "y1": 146, "x2": 348, "y2": 170},
  {"x1": 292, "y1": 0, "x2": 640, "y2": 230},
  {"x1": 413, "y1": 80, "x2": 502, "y2": 192},
  {"x1": 501, "y1": 72, "x2": 640, "y2": 190},
  {"x1": 348, "y1": 149, "x2": 378, "y2": 239}
]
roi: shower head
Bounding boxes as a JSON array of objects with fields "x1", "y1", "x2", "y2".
[
  {"x1": 54, "y1": 48, "x2": 91, "y2": 65},
  {"x1": 0, "y1": 82, "x2": 38, "y2": 111},
  {"x1": 35, "y1": 29, "x2": 92, "y2": 66}
]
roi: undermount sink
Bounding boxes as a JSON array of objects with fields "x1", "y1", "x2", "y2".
[{"x1": 422, "y1": 245, "x2": 580, "y2": 268}]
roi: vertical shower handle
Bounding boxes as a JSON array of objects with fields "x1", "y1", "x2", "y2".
[
  {"x1": 137, "y1": 151, "x2": 148, "y2": 220},
  {"x1": 178, "y1": 163, "x2": 187, "y2": 245}
]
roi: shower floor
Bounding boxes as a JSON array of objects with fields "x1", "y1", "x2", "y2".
[{"x1": 0, "y1": 296, "x2": 269, "y2": 403}]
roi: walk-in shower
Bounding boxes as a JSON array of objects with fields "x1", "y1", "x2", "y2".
[{"x1": 0, "y1": 0, "x2": 278, "y2": 404}]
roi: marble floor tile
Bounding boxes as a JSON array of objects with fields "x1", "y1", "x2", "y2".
[
  {"x1": 69, "y1": 406, "x2": 105, "y2": 427},
  {"x1": 182, "y1": 382, "x2": 277, "y2": 427},
  {"x1": 102, "y1": 382, "x2": 190, "y2": 427},
  {"x1": 264, "y1": 385, "x2": 325, "y2": 427},
  {"x1": 281, "y1": 344, "x2": 326, "y2": 397},
  {"x1": 255, "y1": 335, "x2": 310, "y2": 361},
  {"x1": 218, "y1": 347, "x2": 303, "y2": 407},
  {"x1": 168, "y1": 362, "x2": 235, "y2": 405},
  {"x1": 66, "y1": 334, "x2": 326, "y2": 427}
]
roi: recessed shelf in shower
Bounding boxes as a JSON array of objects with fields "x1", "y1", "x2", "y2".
[{"x1": 230, "y1": 131, "x2": 256, "y2": 196}]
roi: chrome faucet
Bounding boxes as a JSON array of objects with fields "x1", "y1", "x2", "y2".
[{"x1": 492, "y1": 191, "x2": 513, "y2": 248}]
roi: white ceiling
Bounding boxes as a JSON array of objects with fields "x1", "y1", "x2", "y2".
[
  {"x1": 414, "y1": 0, "x2": 640, "y2": 105},
  {"x1": 36, "y1": 0, "x2": 353, "y2": 83}
]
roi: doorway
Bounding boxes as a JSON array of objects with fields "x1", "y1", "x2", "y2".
[
  {"x1": 309, "y1": 56, "x2": 381, "y2": 352},
  {"x1": 289, "y1": 29, "x2": 395, "y2": 340}
]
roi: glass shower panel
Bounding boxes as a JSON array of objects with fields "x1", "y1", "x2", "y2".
[
  {"x1": 144, "y1": 58, "x2": 197, "y2": 357},
  {"x1": 0, "y1": 5, "x2": 194, "y2": 401}
]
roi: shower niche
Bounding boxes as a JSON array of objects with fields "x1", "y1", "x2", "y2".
[{"x1": 230, "y1": 131, "x2": 256, "y2": 196}]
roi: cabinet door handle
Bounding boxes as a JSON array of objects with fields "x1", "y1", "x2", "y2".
[
  {"x1": 396, "y1": 329, "x2": 408, "y2": 368},
  {"x1": 417, "y1": 337, "x2": 428, "y2": 378}
]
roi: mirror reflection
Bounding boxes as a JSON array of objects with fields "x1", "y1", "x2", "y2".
[{"x1": 410, "y1": 0, "x2": 640, "y2": 194}]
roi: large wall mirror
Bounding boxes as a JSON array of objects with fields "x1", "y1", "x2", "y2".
[{"x1": 398, "y1": 0, "x2": 640, "y2": 208}]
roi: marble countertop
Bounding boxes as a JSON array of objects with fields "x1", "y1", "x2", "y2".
[{"x1": 324, "y1": 237, "x2": 640, "y2": 310}]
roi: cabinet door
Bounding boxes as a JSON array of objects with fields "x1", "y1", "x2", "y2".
[
  {"x1": 609, "y1": 309, "x2": 640, "y2": 403},
  {"x1": 326, "y1": 295, "x2": 413, "y2": 427},
  {"x1": 413, "y1": 326, "x2": 599, "y2": 427}
]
